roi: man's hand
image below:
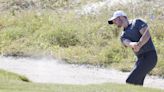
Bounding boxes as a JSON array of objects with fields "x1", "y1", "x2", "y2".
[
  {"x1": 129, "y1": 42, "x2": 141, "y2": 52},
  {"x1": 122, "y1": 39, "x2": 141, "y2": 52}
]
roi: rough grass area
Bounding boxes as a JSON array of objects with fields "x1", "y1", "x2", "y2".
[{"x1": 0, "y1": 0, "x2": 164, "y2": 77}]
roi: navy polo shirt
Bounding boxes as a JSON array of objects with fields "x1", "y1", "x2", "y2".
[{"x1": 120, "y1": 19, "x2": 156, "y2": 56}]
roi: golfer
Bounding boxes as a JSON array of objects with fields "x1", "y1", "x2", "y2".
[{"x1": 108, "y1": 10, "x2": 157, "y2": 85}]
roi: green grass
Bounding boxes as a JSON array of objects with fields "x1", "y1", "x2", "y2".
[
  {"x1": 0, "y1": 0, "x2": 164, "y2": 77},
  {"x1": 1, "y1": 81, "x2": 164, "y2": 92},
  {"x1": 0, "y1": 69, "x2": 30, "y2": 82},
  {"x1": 0, "y1": 69, "x2": 163, "y2": 92}
]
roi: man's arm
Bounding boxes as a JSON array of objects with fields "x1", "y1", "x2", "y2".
[
  {"x1": 137, "y1": 26, "x2": 150, "y2": 47},
  {"x1": 122, "y1": 38, "x2": 138, "y2": 49},
  {"x1": 122, "y1": 38, "x2": 132, "y2": 48}
]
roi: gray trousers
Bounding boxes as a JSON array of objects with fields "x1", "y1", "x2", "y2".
[{"x1": 126, "y1": 50, "x2": 157, "y2": 85}]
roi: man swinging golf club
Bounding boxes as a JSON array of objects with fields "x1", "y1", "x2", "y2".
[{"x1": 108, "y1": 10, "x2": 157, "y2": 85}]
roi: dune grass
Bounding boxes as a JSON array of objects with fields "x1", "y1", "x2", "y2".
[{"x1": 0, "y1": 0, "x2": 164, "y2": 77}]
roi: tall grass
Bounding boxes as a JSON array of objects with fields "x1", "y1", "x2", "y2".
[{"x1": 0, "y1": 0, "x2": 164, "y2": 77}]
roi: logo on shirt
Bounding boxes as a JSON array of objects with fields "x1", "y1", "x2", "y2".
[{"x1": 141, "y1": 24, "x2": 145, "y2": 27}]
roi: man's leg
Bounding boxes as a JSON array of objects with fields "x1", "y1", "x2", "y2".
[
  {"x1": 126, "y1": 51, "x2": 157, "y2": 85},
  {"x1": 126, "y1": 57, "x2": 145, "y2": 85}
]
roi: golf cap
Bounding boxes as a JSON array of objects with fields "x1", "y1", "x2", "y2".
[{"x1": 108, "y1": 11, "x2": 127, "y2": 24}]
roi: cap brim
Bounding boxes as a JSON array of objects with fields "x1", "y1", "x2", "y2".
[
  {"x1": 108, "y1": 20, "x2": 113, "y2": 24},
  {"x1": 108, "y1": 16, "x2": 116, "y2": 24}
]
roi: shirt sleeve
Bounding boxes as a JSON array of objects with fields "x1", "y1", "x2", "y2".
[
  {"x1": 120, "y1": 31, "x2": 127, "y2": 47},
  {"x1": 135, "y1": 19, "x2": 148, "y2": 31}
]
